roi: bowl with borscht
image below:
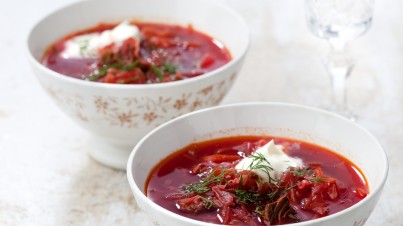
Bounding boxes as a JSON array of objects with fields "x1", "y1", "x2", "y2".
[
  {"x1": 127, "y1": 103, "x2": 388, "y2": 226},
  {"x1": 27, "y1": 0, "x2": 249, "y2": 169}
]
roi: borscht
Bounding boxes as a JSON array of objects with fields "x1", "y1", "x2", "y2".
[
  {"x1": 42, "y1": 21, "x2": 231, "y2": 84},
  {"x1": 146, "y1": 136, "x2": 368, "y2": 225}
]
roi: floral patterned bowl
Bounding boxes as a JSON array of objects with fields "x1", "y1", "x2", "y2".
[
  {"x1": 127, "y1": 102, "x2": 388, "y2": 226},
  {"x1": 27, "y1": 0, "x2": 249, "y2": 169}
]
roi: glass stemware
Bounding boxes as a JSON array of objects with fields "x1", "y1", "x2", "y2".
[{"x1": 305, "y1": 0, "x2": 375, "y2": 119}]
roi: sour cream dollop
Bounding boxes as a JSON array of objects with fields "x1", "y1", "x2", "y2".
[
  {"x1": 235, "y1": 140, "x2": 303, "y2": 182},
  {"x1": 61, "y1": 21, "x2": 141, "y2": 58}
]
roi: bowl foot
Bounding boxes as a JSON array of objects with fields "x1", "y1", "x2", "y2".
[{"x1": 87, "y1": 137, "x2": 133, "y2": 170}]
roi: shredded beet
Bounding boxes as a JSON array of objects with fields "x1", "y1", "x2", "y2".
[{"x1": 146, "y1": 136, "x2": 368, "y2": 225}]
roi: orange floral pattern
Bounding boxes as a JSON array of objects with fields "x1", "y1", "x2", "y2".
[
  {"x1": 173, "y1": 93, "x2": 191, "y2": 111},
  {"x1": 143, "y1": 112, "x2": 158, "y2": 124},
  {"x1": 44, "y1": 73, "x2": 237, "y2": 129},
  {"x1": 199, "y1": 85, "x2": 213, "y2": 95},
  {"x1": 94, "y1": 96, "x2": 109, "y2": 112},
  {"x1": 190, "y1": 98, "x2": 203, "y2": 111}
]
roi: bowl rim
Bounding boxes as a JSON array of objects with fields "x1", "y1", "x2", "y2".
[
  {"x1": 127, "y1": 102, "x2": 389, "y2": 226},
  {"x1": 26, "y1": 0, "x2": 250, "y2": 90}
]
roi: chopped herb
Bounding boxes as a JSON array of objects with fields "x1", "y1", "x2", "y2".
[
  {"x1": 267, "y1": 190, "x2": 278, "y2": 200},
  {"x1": 310, "y1": 177, "x2": 324, "y2": 183},
  {"x1": 247, "y1": 152, "x2": 276, "y2": 182},
  {"x1": 256, "y1": 176, "x2": 265, "y2": 185},
  {"x1": 291, "y1": 169, "x2": 312, "y2": 177},
  {"x1": 235, "y1": 189, "x2": 261, "y2": 204},
  {"x1": 117, "y1": 77, "x2": 139, "y2": 84},
  {"x1": 285, "y1": 184, "x2": 297, "y2": 191},
  {"x1": 237, "y1": 173, "x2": 243, "y2": 190},
  {"x1": 75, "y1": 39, "x2": 89, "y2": 54},
  {"x1": 163, "y1": 63, "x2": 176, "y2": 74},
  {"x1": 198, "y1": 196, "x2": 216, "y2": 209},
  {"x1": 85, "y1": 66, "x2": 108, "y2": 81},
  {"x1": 182, "y1": 168, "x2": 226, "y2": 194},
  {"x1": 255, "y1": 206, "x2": 264, "y2": 216},
  {"x1": 85, "y1": 61, "x2": 139, "y2": 81},
  {"x1": 182, "y1": 182, "x2": 210, "y2": 194},
  {"x1": 122, "y1": 60, "x2": 139, "y2": 71},
  {"x1": 151, "y1": 65, "x2": 164, "y2": 82}
]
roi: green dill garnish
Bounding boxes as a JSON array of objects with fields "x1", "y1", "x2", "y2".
[
  {"x1": 291, "y1": 168, "x2": 312, "y2": 177},
  {"x1": 74, "y1": 39, "x2": 89, "y2": 54},
  {"x1": 310, "y1": 177, "x2": 324, "y2": 183},
  {"x1": 267, "y1": 190, "x2": 278, "y2": 200},
  {"x1": 247, "y1": 152, "x2": 276, "y2": 182},
  {"x1": 285, "y1": 184, "x2": 297, "y2": 191},
  {"x1": 235, "y1": 189, "x2": 261, "y2": 204},
  {"x1": 238, "y1": 173, "x2": 243, "y2": 188},
  {"x1": 85, "y1": 65, "x2": 109, "y2": 81},
  {"x1": 182, "y1": 168, "x2": 226, "y2": 194},
  {"x1": 256, "y1": 176, "x2": 265, "y2": 185},
  {"x1": 151, "y1": 65, "x2": 164, "y2": 82},
  {"x1": 122, "y1": 60, "x2": 139, "y2": 71},
  {"x1": 117, "y1": 76, "x2": 139, "y2": 84},
  {"x1": 198, "y1": 196, "x2": 216, "y2": 209},
  {"x1": 163, "y1": 63, "x2": 176, "y2": 74},
  {"x1": 85, "y1": 61, "x2": 139, "y2": 81},
  {"x1": 255, "y1": 206, "x2": 264, "y2": 216},
  {"x1": 182, "y1": 182, "x2": 210, "y2": 194}
]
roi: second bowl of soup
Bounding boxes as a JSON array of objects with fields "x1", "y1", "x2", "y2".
[
  {"x1": 127, "y1": 102, "x2": 388, "y2": 226},
  {"x1": 27, "y1": 0, "x2": 249, "y2": 169}
]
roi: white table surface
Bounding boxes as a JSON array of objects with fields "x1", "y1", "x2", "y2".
[{"x1": 1, "y1": 0, "x2": 402, "y2": 225}]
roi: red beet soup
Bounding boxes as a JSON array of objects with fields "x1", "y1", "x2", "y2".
[
  {"x1": 146, "y1": 136, "x2": 368, "y2": 225},
  {"x1": 42, "y1": 21, "x2": 231, "y2": 84}
]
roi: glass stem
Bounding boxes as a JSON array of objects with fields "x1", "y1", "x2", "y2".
[{"x1": 324, "y1": 39, "x2": 355, "y2": 113}]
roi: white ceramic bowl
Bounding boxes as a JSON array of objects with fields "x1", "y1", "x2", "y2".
[
  {"x1": 27, "y1": 0, "x2": 249, "y2": 169},
  {"x1": 127, "y1": 102, "x2": 388, "y2": 226}
]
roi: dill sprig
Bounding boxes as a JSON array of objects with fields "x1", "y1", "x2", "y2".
[
  {"x1": 151, "y1": 65, "x2": 164, "y2": 82},
  {"x1": 267, "y1": 190, "x2": 278, "y2": 200},
  {"x1": 198, "y1": 196, "x2": 216, "y2": 209},
  {"x1": 247, "y1": 152, "x2": 276, "y2": 182},
  {"x1": 182, "y1": 168, "x2": 226, "y2": 194},
  {"x1": 310, "y1": 177, "x2": 325, "y2": 183},
  {"x1": 77, "y1": 39, "x2": 89, "y2": 54},
  {"x1": 290, "y1": 168, "x2": 312, "y2": 177},
  {"x1": 85, "y1": 65, "x2": 109, "y2": 81},
  {"x1": 85, "y1": 61, "x2": 139, "y2": 81},
  {"x1": 255, "y1": 206, "x2": 265, "y2": 216},
  {"x1": 235, "y1": 189, "x2": 261, "y2": 204},
  {"x1": 163, "y1": 63, "x2": 176, "y2": 74}
]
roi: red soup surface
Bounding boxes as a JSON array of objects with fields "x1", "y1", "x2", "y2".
[
  {"x1": 42, "y1": 22, "x2": 231, "y2": 84},
  {"x1": 146, "y1": 136, "x2": 368, "y2": 225}
]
